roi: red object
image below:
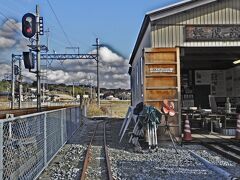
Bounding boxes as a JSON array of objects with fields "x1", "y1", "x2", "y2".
[
  {"x1": 162, "y1": 99, "x2": 175, "y2": 116},
  {"x1": 26, "y1": 27, "x2": 32, "y2": 33},
  {"x1": 183, "y1": 114, "x2": 192, "y2": 141},
  {"x1": 236, "y1": 114, "x2": 240, "y2": 140}
]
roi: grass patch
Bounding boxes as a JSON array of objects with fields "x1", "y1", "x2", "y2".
[{"x1": 87, "y1": 100, "x2": 130, "y2": 118}]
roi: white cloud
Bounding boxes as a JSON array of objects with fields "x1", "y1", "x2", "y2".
[
  {"x1": 0, "y1": 37, "x2": 16, "y2": 48},
  {"x1": 99, "y1": 47, "x2": 123, "y2": 63},
  {"x1": 45, "y1": 47, "x2": 130, "y2": 89},
  {"x1": 0, "y1": 63, "x2": 11, "y2": 78},
  {"x1": 0, "y1": 47, "x2": 130, "y2": 89},
  {"x1": 0, "y1": 19, "x2": 27, "y2": 50}
]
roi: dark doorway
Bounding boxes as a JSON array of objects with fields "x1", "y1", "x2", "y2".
[{"x1": 194, "y1": 85, "x2": 211, "y2": 109}]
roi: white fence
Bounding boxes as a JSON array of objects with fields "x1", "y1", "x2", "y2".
[
  {"x1": 0, "y1": 106, "x2": 81, "y2": 179},
  {"x1": 0, "y1": 101, "x2": 80, "y2": 109}
]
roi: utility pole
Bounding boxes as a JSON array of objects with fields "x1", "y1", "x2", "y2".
[
  {"x1": 18, "y1": 58, "x2": 22, "y2": 109},
  {"x1": 97, "y1": 38, "x2": 100, "y2": 107},
  {"x1": 36, "y1": 5, "x2": 41, "y2": 111},
  {"x1": 93, "y1": 38, "x2": 100, "y2": 107},
  {"x1": 89, "y1": 75, "x2": 93, "y2": 100},
  {"x1": 11, "y1": 54, "x2": 15, "y2": 109},
  {"x1": 72, "y1": 82, "x2": 75, "y2": 98}
]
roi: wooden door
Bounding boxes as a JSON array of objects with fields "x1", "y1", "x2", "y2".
[{"x1": 143, "y1": 48, "x2": 181, "y2": 139}]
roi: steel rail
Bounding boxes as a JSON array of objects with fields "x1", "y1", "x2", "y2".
[
  {"x1": 80, "y1": 123, "x2": 99, "y2": 180},
  {"x1": 104, "y1": 122, "x2": 113, "y2": 180},
  {"x1": 80, "y1": 121, "x2": 113, "y2": 180}
]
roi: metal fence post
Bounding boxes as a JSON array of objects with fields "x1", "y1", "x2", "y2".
[
  {"x1": 83, "y1": 105, "x2": 87, "y2": 117},
  {"x1": 0, "y1": 122, "x2": 3, "y2": 179},
  {"x1": 75, "y1": 107, "x2": 78, "y2": 127},
  {"x1": 44, "y1": 113, "x2": 47, "y2": 165}
]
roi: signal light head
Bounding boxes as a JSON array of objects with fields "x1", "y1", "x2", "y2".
[{"x1": 22, "y1": 13, "x2": 36, "y2": 38}]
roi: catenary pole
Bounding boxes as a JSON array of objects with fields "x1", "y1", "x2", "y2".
[
  {"x1": 36, "y1": 5, "x2": 41, "y2": 111},
  {"x1": 96, "y1": 38, "x2": 100, "y2": 107}
]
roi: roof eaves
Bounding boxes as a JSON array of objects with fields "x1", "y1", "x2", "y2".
[
  {"x1": 148, "y1": 0, "x2": 217, "y2": 21},
  {"x1": 129, "y1": 15, "x2": 150, "y2": 65},
  {"x1": 146, "y1": 0, "x2": 193, "y2": 16},
  {"x1": 129, "y1": 0, "x2": 218, "y2": 66}
]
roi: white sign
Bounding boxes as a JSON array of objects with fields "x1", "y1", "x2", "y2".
[{"x1": 150, "y1": 68, "x2": 174, "y2": 73}]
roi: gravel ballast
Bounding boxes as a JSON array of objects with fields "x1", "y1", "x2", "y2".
[
  {"x1": 37, "y1": 119, "x2": 240, "y2": 180},
  {"x1": 109, "y1": 146, "x2": 225, "y2": 180},
  {"x1": 39, "y1": 144, "x2": 86, "y2": 179}
]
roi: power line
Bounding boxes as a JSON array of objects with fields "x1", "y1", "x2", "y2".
[
  {"x1": 0, "y1": 10, "x2": 29, "y2": 43},
  {"x1": 46, "y1": 0, "x2": 74, "y2": 49}
]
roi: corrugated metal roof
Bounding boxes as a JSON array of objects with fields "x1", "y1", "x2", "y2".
[{"x1": 129, "y1": 0, "x2": 218, "y2": 65}]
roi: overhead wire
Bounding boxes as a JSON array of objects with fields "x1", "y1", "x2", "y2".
[
  {"x1": 0, "y1": 3, "x2": 22, "y2": 18},
  {"x1": 1, "y1": 1, "x2": 99, "y2": 84},
  {"x1": 46, "y1": 0, "x2": 74, "y2": 49},
  {"x1": 46, "y1": 0, "x2": 78, "y2": 73},
  {"x1": 0, "y1": 10, "x2": 29, "y2": 44},
  {"x1": 43, "y1": 0, "x2": 90, "y2": 53}
]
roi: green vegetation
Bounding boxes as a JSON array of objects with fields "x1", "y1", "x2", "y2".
[
  {"x1": 0, "y1": 81, "x2": 11, "y2": 92},
  {"x1": 47, "y1": 84, "x2": 91, "y2": 96}
]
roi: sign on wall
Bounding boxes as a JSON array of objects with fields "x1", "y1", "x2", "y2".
[
  {"x1": 185, "y1": 25, "x2": 240, "y2": 41},
  {"x1": 150, "y1": 68, "x2": 174, "y2": 73}
]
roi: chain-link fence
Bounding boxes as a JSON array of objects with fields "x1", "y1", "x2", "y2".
[{"x1": 0, "y1": 106, "x2": 81, "y2": 180}]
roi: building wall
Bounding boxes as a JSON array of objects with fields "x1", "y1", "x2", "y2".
[
  {"x1": 151, "y1": 0, "x2": 240, "y2": 47},
  {"x1": 131, "y1": 24, "x2": 151, "y2": 107}
]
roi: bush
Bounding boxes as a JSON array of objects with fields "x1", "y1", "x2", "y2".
[
  {"x1": 87, "y1": 104, "x2": 104, "y2": 117},
  {"x1": 100, "y1": 106, "x2": 109, "y2": 114}
]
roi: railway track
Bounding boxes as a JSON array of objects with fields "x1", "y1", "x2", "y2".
[
  {"x1": 196, "y1": 134, "x2": 240, "y2": 164},
  {"x1": 80, "y1": 121, "x2": 113, "y2": 180}
]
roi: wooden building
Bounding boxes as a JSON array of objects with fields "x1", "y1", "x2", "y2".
[{"x1": 129, "y1": 0, "x2": 240, "y2": 139}]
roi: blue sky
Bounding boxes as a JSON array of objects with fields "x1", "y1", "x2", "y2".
[{"x1": 0, "y1": 0, "x2": 180, "y2": 88}]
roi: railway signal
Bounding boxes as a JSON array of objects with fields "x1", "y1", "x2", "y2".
[
  {"x1": 23, "y1": 52, "x2": 35, "y2": 69},
  {"x1": 22, "y1": 13, "x2": 36, "y2": 38},
  {"x1": 14, "y1": 65, "x2": 19, "y2": 75}
]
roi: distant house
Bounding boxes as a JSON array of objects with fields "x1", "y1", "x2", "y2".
[
  {"x1": 28, "y1": 88, "x2": 37, "y2": 93},
  {"x1": 50, "y1": 93, "x2": 74, "y2": 102},
  {"x1": 106, "y1": 95, "x2": 119, "y2": 101}
]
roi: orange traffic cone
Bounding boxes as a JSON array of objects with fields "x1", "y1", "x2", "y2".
[
  {"x1": 236, "y1": 114, "x2": 240, "y2": 140},
  {"x1": 183, "y1": 114, "x2": 192, "y2": 141}
]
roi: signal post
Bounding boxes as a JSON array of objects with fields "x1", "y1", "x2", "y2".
[{"x1": 22, "y1": 5, "x2": 42, "y2": 111}]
